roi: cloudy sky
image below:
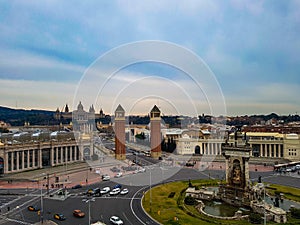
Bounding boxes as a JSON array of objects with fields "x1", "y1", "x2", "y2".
[{"x1": 0, "y1": 0, "x2": 299, "y2": 116}]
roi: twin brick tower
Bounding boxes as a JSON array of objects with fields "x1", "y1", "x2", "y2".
[{"x1": 114, "y1": 105, "x2": 162, "y2": 160}]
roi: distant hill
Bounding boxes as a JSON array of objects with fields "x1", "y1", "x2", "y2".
[{"x1": 0, "y1": 106, "x2": 57, "y2": 126}]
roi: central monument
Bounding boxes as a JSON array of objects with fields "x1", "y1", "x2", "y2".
[{"x1": 220, "y1": 131, "x2": 252, "y2": 206}]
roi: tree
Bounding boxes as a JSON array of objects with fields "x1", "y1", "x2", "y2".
[
  {"x1": 184, "y1": 195, "x2": 196, "y2": 205},
  {"x1": 249, "y1": 213, "x2": 262, "y2": 224}
]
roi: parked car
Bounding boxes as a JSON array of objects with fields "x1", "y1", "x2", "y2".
[
  {"x1": 102, "y1": 175, "x2": 110, "y2": 181},
  {"x1": 113, "y1": 184, "x2": 122, "y2": 189},
  {"x1": 120, "y1": 188, "x2": 129, "y2": 195},
  {"x1": 28, "y1": 205, "x2": 39, "y2": 211},
  {"x1": 93, "y1": 188, "x2": 101, "y2": 196},
  {"x1": 110, "y1": 216, "x2": 123, "y2": 225},
  {"x1": 86, "y1": 188, "x2": 95, "y2": 196},
  {"x1": 114, "y1": 172, "x2": 123, "y2": 178},
  {"x1": 73, "y1": 209, "x2": 85, "y2": 218},
  {"x1": 109, "y1": 188, "x2": 121, "y2": 196},
  {"x1": 54, "y1": 213, "x2": 66, "y2": 221},
  {"x1": 100, "y1": 187, "x2": 110, "y2": 195},
  {"x1": 71, "y1": 184, "x2": 82, "y2": 189}
]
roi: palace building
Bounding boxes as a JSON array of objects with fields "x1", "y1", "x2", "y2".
[{"x1": 175, "y1": 130, "x2": 300, "y2": 161}]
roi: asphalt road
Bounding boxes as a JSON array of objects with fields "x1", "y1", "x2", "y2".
[{"x1": 1, "y1": 168, "x2": 299, "y2": 225}]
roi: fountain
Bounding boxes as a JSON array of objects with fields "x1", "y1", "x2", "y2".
[{"x1": 186, "y1": 130, "x2": 290, "y2": 223}]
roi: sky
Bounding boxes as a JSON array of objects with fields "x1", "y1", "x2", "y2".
[{"x1": 0, "y1": 0, "x2": 300, "y2": 116}]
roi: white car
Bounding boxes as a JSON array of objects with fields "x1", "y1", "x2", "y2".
[
  {"x1": 120, "y1": 188, "x2": 128, "y2": 195},
  {"x1": 109, "y1": 188, "x2": 121, "y2": 196},
  {"x1": 102, "y1": 175, "x2": 110, "y2": 181},
  {"x1": 114, "y1": 172, "x2": 123, "y2": 178},
  {"x1": 110, "y1": 216, "x2": 123, "y2": 225},
  {"x1": 100, "y1": 187, "x2": 110, "y2": 195}
]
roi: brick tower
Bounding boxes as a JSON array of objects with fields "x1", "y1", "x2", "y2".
[
  {"x1": 150, "y1": 105, "x2": 162, "y2": 159},
  {"x1": 114, "y1": 104, "x2": 126, "y2": 160}
]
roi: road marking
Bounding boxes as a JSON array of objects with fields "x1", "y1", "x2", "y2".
[
  {"x1": 122, "y1": 211, "x2": 134, "y2": 225},
  {"x1": 130, "y1": 186, "x2": 148, "y2": 225},
  {"x1": 2, "y1": 217, "x2": 32, "y2": 225}
]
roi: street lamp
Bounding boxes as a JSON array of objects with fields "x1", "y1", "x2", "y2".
[
  {"x1": 150, "y1": 167, "x2": 152, "y2": 213},
  {"x1": 85, "y1": 197, "x2": 95, "y2": 225},
  {"x1": 263, "y1": 186, "x2": 266, "y2": 225},
  {"x1": 16, "y1": 206, "x2": 25, "y2": 222}
]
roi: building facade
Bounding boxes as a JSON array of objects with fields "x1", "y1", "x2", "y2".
[{"x1": 175, "y1": 131, "x2": 300, "y2": 161}]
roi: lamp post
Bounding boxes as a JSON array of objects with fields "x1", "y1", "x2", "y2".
[
  {"x1": 264, "y1": 186, "x2": 266, "y2": 225},
  {"x1": 40, "y1": 182, "x2": 44, "y2": 224},
  {"x1": 16, "y1": 206, "x2": 25, "y2": 222},
  {"x1": 85, "y1": 197, "x2": 95, "y2": 225},
  {"x1": 150, "y1": 167, "x2": 152, "y2": 213}
]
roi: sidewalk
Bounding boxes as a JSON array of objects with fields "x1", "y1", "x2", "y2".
[{"x1": 0, "y1": 156, "x2": 134, "y2": 189}]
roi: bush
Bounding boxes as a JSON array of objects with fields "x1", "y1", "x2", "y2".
[
  {"x1": 290, "y1": 208, "x2": 300, "y2": 219},
  {"x1": 184, "y1": 195, "x2": 196, "y2": 206},
  {"x1": 168, "y1": 192, "x2": 176, "y2": 198},
  {"x1": 249, "y1": 212, "x2": 262, "y2": 224}
]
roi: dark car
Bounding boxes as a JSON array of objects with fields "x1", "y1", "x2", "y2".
[
  {"x1": 28, "y1": 205, "x2": 39, "y2": 211},
  {"x1": 113, "y1": 184, "x2": 122, "y2": 189},
  {"x1": 71, "y1": 184, "x2": 82, "y2": 189},
  {"x1": 54, "y1": 213, "x2": 66, "y2": 221}
]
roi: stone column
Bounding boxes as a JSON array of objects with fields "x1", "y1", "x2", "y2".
[
  {"x1": 21, "y1": 150, "x2": 25, "y2": 170},
  {"x1": 38, "y1": 149, "x2": 42, "y2": 169},
  {"x1": 4, "y1": 152, "x2": 9, "y2": 173},
  {"x1": 56, "y1": 147, "x2": 58, "y2": 164},
  {"x1": 60, "y1": 147, "x2": 63, "y2": 163},
  {"x1": 32, "y1": 150, "x2": 35, "y2": 168},
  {"x1": 225, "y1": 155, "x2": 230, "y2": 183},
  {"x1": 27, "y1": 150, "x2": 30, "y2": 168},
  {"x1": 244, "y1": 157, "x2": 250, "y2": 188},
  {"x1": 70, "y1": 146, "x2": 73, "y2": 162},
  {"x1": 16, "y1": 151, "x2": 20, "y2": 171},
  {"x1": 50, "y1": 147, "x2": 54, "y2": 166},
  {"x1": 65, "y1": 146, "x2": 68, "y2": 162},
  {"x1": 11, "y1": 152, "x2": 14, "y2": 171}
]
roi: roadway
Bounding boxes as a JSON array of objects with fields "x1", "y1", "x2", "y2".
[{"x1": 1, "y1": 166, "x2": 299, "y2": 225}]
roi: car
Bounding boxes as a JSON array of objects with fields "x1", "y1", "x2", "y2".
[
  {"x1": 71, "y1": 184, "x2": 82, "y2": 189},
  {"x1": 54, "y1": 213, "x2": 66, "y2": 221},
  {"x1": 100, "y1": 186, "x2": 110, "y2": 195},
  {"x1": 102, "y1": 175, "x2": 110, "y2": 181},
  {"x1": 110, "y1": 215, "x2": 123, "y2": 225},
  {"x1": 114, "y1": 172, "x2": 122, "y2": 178},
  {"x1": 113, "y1": 184, "x2": 122, "y2": 189},
  {"x1": 73, "y1": 209, "x2": 85, "y2": 218},
  {"x1": 134, "y1": 167, "x2": 146, "y2": 174},
  {"x1": 139, "y1": 167, "x2": 146, "y2": 173},
  {"x1": 86, "y1": 188, "x2": 95, "y2": 195},
  {"x1": 28, "y1": 205, "x2": 39, "y2": 211},
  {"x1": 120, "y1": 188, "x2": 129, "y2": 195},
  {"x1": 109, "y1": 188, "x2": 121, "y2": 196},
  {"x1": 93, "y1": 188, "x2": 101, "y2": 196}
]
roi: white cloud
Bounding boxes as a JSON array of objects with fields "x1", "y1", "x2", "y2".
[{"x1": 0, "y1": 79, "x2": 77, "y2": 110}]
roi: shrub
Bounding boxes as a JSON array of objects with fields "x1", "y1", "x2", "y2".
[
  {"x1": 290, "y1": 207, "x2": 300, "y2": 219},
  {"x1": 249, "y1": 212, "x2": 262, "y2": 224},
  {"x1": 168, "y1": 192, "x2": 176, "y2": 198},
  {"x1": 184, "y1": 195, "x2": 196, "y2": 206}
]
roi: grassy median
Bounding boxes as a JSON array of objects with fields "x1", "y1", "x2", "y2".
[{"x1": 142, "y1": 179, "x2": 300, "y2": 225}]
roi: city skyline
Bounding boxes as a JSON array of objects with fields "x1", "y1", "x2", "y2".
[{"x1": 0, "y1": 1, "x2": 300, "y2": 116}]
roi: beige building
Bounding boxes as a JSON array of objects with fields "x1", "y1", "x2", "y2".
[
  {"x1": 0, "y1": 133, "x2": 92, "y2": 174},
  {"x1": 175, "y1": 131, "x2": 300, "y2": 161}
]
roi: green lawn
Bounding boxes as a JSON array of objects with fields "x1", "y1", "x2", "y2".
[
  {"x1": 142, "y1": 179, "x2": 300, "y2": 225},
  {"x1": 266, "y1": 183, "x2": 300, "y2": 202}
]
